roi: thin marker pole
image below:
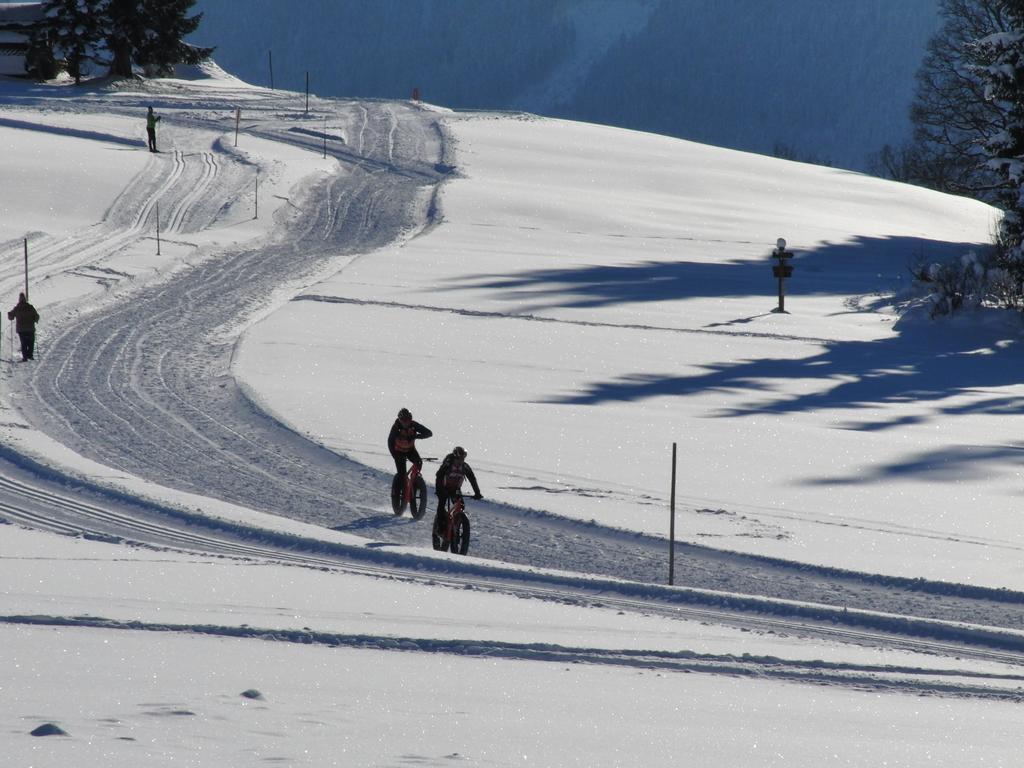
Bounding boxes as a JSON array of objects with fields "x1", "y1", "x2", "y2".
[
  {"x1": 23, "y1": 238, "x2": 28, "y2": 299},
  {"x1": 156, "y1": 203, "x2": 161, "y2": 255},
  {"x1": 669, "y1": 442, "x2": 677, "y2": 586},
  {"x1": 305, "y1": 71, "x2": 309, "y2": 114},
  {"x1": 323, "y1": 117, "x2": 327, "y2": 158},
  {"x1": 268, "y1": 50, "x2": 274, "y2": 90},
  {"x1": 234, "y1": 107, "x2": 240, "y2": 147},
  {"x1": 254, "y1": 169, "x2": 259, "y2": 220}
]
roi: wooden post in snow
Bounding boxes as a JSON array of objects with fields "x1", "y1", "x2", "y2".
[{"x1": 669, "y1": 442, "x2": 677, "y2": 586}]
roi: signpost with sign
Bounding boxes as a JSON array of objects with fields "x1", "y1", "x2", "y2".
[{"x1": 771, "y1": 237, "x2": 794, "y2": 313}]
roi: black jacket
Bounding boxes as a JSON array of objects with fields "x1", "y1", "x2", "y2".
[
  {"x1": 435, "y1": 453, "x2": 480, "y2": 496},
  {"x1": 7, "y1": 299, "x2": 39, "y2": 332},
  {"x1": 388, "y1": 419, "x2": 432, "y2": 455}
]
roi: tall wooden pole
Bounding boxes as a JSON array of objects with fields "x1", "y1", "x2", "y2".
[
  {"x1": 669, "y1": 442, "x2": 677, "y2": 586},
  {"x1": 155, "y1": 203, "x2": 161, "y2": 255},
  {"x1": 254, "y1": 169, "x2": 259, "y2": 220},
  {"x1": 234, "y1": 107, "x2": 240, "y2": 147},
  {"x1": 323, "y1": 117, "x2": 327, "y2": 158},
  {"x1": 23, "y1": 238, "x2": 28, "y2": 299},
  {"x1": 305, "y1": 71, "x2": 309, "y2": 114}
]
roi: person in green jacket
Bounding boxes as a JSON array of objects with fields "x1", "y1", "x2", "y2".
[{"x1": 146, "y1": 106, "x2": 161, "y2": 153}]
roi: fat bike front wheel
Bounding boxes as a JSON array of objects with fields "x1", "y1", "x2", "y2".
[
  {"x1": 450, "y1": 513, "x2": 470, "y2": 555},
  {"x1": 391, "y1": 473, "x2": 406, "y2": 516},
  {"x1": 432, "y1": 515, "x2": 449, "y2": 551},
  {"x1": 410, "y1": 475, "x2": 428, "y2": 520}
]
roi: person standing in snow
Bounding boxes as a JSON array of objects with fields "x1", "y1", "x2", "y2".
[
  {"x1": 7, "y1": 292, "x2": 39, "y2": 361},
  {"x1": 146, "y1": 106, "x2": 161, "y2": 152}
]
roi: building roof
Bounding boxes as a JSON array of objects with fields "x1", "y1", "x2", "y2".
[{"x1": 0, "y1": 3, "x2": 45, "y2": 26}]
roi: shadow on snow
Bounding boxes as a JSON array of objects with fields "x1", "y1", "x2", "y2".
[
  {"x1": 0, "y1": 115, "x2": 144, "y2": 149},
  {"x1": 445, "y1": 234, "x2": 986, "y2": 312},
  {"x1": 449, "y1": 233, "x2": 1024, "y2": 485}
]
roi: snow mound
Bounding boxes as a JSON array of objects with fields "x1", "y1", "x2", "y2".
[{"x1": 168, "y1": 57, "x2": 253, "y2": 87}]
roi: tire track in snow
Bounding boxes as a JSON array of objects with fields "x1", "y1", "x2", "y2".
[
  {"x1": 0, "y1": 148, "x2": 223, "y2": 298},
  {"x1": 164, "y1": 151, "x2": 218, "y2": 234},
  {"x1": 2, "y1": 613, "x2": 1022, "y2": 702},
  {"x1": 295, "y1": 293, "x2": 839, "y2": 345}
]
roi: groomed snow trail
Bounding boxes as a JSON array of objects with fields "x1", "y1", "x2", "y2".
[
  {"x1": 1, "y1": 453, "x2": 1023, "y2": 675},
  {"x1": 5, "y1": 83, "x2": 1024, "y2": 637},
  {"x1": 21, "y1": 96, "x2": 438, "y2": 518}
]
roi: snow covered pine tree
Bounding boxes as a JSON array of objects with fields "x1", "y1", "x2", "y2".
[
  {"x1": 975, "y1": 3, "x2": 1024, "y2": 307},
  {"x1": 42, "y1": 0, "x2": 106, "y2": 84}
]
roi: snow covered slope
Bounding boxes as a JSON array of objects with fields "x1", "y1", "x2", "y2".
[
  {"x1": 236, "y1": 112, "x2": 1012, "y2": 590},
  {"x1": 190, "y1": 0, "x2": 943, "y2": 170},
  {"x1": 0, "y1": 63, "x2": 1021, "y2": 766}
]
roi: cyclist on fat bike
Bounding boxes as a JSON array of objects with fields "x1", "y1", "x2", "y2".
[
  {"x1": 434, "y1": 446, "x2": 482, "y2": 524},
  {"x1": 388, "y1": 408, "x2": 432, "y2": 476}
]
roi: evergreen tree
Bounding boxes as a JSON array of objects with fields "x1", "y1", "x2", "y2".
[
  {"x1": 888, "y1": 0, "x2": 1011, "y2": 199},
  {"x1": 135, "y1": 0, "x2": 211, "y2": 76},
  {"x1": 973, "y1": 2, "x2": 1024, "y2": 299},
  {"x1": 895, "y1": 1, "x2": 1024, "y2": 316},
  {"x1": 104, "y1": 0, "x2": 144, "y2": 77},
  {"x1": 43, "y1": 0, "x2": 105, "y2": 84},
  {"x1": 104, "y1": 0, "x2": 211, "y2": 78},
  {"x1": 24, "y1": 23, "x2": 59, "y2": 81},
  {"x1": 40, "y1": 0, "x2": 209, "y2": 80}
]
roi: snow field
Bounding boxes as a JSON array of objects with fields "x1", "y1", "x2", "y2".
[
  {"x1": 6, "y1": 622, "x2": 1016, "y2": 768},
  {"x1": 4, "y1": 525, "x2": 1022, "y2": 767},
  {"x1": 0, "y1": 109, "x2": 148, "y2": 242},
  {"x1": 0, "y1": 62, "x2": 1020, "y2": 766},
  {"x1": 236, "y1": 114, "x2": 1016, "y2": 588}
]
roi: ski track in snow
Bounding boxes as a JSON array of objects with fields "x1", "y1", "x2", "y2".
[
  {"x1": 3, "y1": 612, "x2": 1022, "y2": 702},
  {"x1": 1, "y1": 452, "x2": 1023, "y2": 696},
  {"x1": 2, "y1": 82, "x2": 1023, "y2": 683},
  {"x1": 0, "y1": 144, "x2": 233, "y2": 292}
]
